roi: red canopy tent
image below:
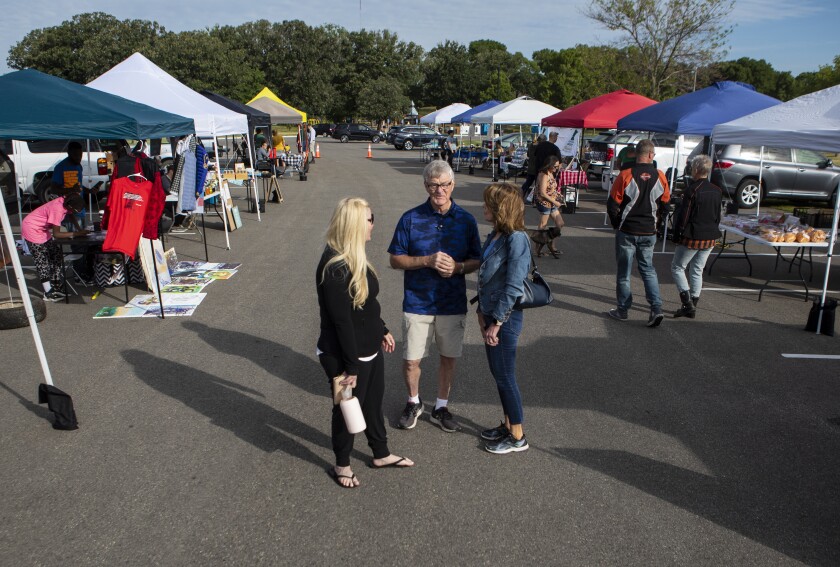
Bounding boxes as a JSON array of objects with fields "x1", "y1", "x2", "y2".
[{"x1": 541, "y1": 89, "x2": 657, "y2": 128}]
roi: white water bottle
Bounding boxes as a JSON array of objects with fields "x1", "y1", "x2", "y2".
[{"x1": 339, "y1": 386, "x2": 366, "y2": 434}]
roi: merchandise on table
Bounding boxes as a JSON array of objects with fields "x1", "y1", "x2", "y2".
[{"x1": 720, "y1": 213, "x2": 828, "y2": 243}]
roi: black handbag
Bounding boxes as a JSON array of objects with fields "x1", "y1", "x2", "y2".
[{"x1": 515, "y1": 251, "x2": 553, "y2": 310}]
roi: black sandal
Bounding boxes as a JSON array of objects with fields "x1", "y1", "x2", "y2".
[{"x1": 328, "y1": 468, "x2": 358, "y2": 488}]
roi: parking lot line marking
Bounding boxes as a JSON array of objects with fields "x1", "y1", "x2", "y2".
[{"x1": 781, "y1": 354, "x2": 840, "y2": 360}]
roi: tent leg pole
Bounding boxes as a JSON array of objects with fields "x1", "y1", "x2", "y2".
[
  {"x1": 0, "y1": 185, "x2": 54, "y2": 386},
  {"x1": 202, "y1": 213, "x2": 209, "y2": 262},
  {"x1": 816, "y1": 190, "x2": 840, "y2": 334},
  {"x1": 213, "y1": 136, "x2": 231, "y2": 250},
  {"x1": 150, "y1": 238, "x2": 164, "y2": 319}
]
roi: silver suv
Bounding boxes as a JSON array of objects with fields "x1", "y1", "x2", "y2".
[{"x1": 688, "y1": 144, "x2": 839, "y2": 208}]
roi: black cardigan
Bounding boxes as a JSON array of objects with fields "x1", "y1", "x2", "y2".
[
  {"x1": 674, "y1": 179, "x2": 722, "y2": 241},
  {"x1": 316, "y1": 247, "x2": 388, "y2": 375}
]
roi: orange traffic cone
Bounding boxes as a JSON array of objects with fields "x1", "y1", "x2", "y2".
[
  {"x1": 315, "y1": 143, "x2": 321, "y2": 159},
  {"x1": 366, "y1": 143, "x2": 373, "y2": 158}
]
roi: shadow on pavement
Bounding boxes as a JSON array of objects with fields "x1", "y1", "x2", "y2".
[{"x1": 122, "y1": 349, "x2": 368, "y2": 470}]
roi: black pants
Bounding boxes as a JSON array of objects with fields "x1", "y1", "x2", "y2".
[
  {"x1": 521, "y1": 174, "x2": 537, "y2": 197},
  {"x1": 319, "y1": 351, "x2": 389, "y2": 467}
]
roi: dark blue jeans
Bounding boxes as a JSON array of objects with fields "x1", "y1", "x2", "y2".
[{"x1": 484, "y1": 310, "x2": 524, "y2": 425}]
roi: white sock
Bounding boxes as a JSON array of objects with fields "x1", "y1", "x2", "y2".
[
  {"x1": 435, "y1": 398, "x2": 448, "y2": 411},
  {"x1": 42, "y1": 282, "x2": 51, "y2": 293},
  {"x1": 408, "y1": 395, "x2": 420, "y2": 404}
]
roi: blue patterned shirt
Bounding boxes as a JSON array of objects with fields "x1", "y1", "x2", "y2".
[{"x1": 388, "y1": 199, "x2": 481, "y2": 315}]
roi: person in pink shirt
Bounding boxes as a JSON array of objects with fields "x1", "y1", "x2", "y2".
[{"x1": 21, "y1": 194, "x2": 88, "y2": 301}]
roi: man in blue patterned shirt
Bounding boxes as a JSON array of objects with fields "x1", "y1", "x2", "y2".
[{"x1": 388, "y1": 161, "x2": 481, "y2": 432}]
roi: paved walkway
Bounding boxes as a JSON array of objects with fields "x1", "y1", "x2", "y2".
[{"x1": 1, "y1": 139, "x2": 839, "y2": 565}]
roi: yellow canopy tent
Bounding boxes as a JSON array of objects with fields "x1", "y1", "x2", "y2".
[{"x1": 248, "y1": 87, "x2": 307, "y2": 122}]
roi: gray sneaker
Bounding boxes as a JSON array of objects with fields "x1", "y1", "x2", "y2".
[
  {"x1": 431, "y1": 406, "x2": 461, "y2": 432},
  {"x1": 608, "y1": 308, "x2": 628, "y2": 321},
  {"x1": 485, "y1": 433, "x2": 529, "y2": 454},
  {"x1": 647, "y1": 310, "x2": 665, "y2": 328},
  {"x1": 397, "y1": 400, "x2": 423, "y2": 429},
  {"x1": 43, "y1": 289, "x2": 66, "y2": 302}
]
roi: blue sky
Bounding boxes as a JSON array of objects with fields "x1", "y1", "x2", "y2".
[{"x1": 1, "y1": 0, "x2": 837, "y2": 78}]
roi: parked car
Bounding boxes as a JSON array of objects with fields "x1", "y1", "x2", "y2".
[
  {"x1": 332, "y1": 123, "x2": 383, "y2": 143},
  {"x1": 587, "y1": 131, "x2": 701, "y2": 183},
  {"x1": 392, "y1": 126, "x2": 446, "y2": 150},
  {"x1": 687, "y1": 143, "x2": 840, "y2": 208},
  {"x1": 313, "y1": 123, "x2": 336, "y2": 137},
  {"x1": 484, "y1": 132, "x2": 535, "y2": 150},
  {"x1": 386, "y1": 126, "x2": 408, "y2": 144},
  {"x1": 0, "y1": 139, "x2": 110, "y2": 203}
]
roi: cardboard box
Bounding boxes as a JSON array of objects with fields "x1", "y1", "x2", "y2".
[
  {"x1": 234, "y1": 173, "x2": 248, "y2": 180},
  {"x1": 234, "y1": 162, "x2": 245, "y2": 173}
]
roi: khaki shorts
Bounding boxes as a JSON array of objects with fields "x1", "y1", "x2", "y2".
[{"x1": 402, "y1": 313, "x2": 466, "y2": 360}]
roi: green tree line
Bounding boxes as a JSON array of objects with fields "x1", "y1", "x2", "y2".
[{"x1": 7, "y1": 12, "x2": 840, "y2": 123}]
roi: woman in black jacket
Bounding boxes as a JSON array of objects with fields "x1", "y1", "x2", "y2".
[
  {"x1": 317, "y1": 197, "x2": 413, "y2": 488},
  {"x1": 670, "y1": 154, "x2": 722, "y2": 318}
]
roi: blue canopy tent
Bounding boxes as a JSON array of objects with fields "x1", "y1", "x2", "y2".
[
  {"x1": 451, "y1": 100, "x2": 502, "y2": 124},
  {"x1": 617, "y1": 81, "x2": 780, "y2": 135},
  {"x1": 0, "y1": 68, "x2": 195, "y2": 418}
]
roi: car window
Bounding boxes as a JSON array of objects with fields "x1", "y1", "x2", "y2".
[
  {"x1": 422, "y1": 128, "x2": 437, "y2": 135},
  {"x1": 613, "y1": 134, "x2": 635, "y2": 144},
  {"x1": 794, "y1": 148, "x2": 828, "y2": 165},
  {"x1": 739, "y1": 146, "x2": 791, "y2": 161},
  {"x1": 27, "y1": 140, "x2": 101, "y2": 153},
  {"x1": 651, "y1": 135, "x2": 675, "y2": 148}
]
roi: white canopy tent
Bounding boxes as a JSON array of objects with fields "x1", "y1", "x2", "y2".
[
  {"x1": 712, "y1": 84, "x2": 840, "y2": 333},
  {"x1": 419, "y1": 103, "x2": 471, "y2": 125},
  {"x1": 88, "y1": 53, "x2": 257, "y2": 245},
  {"x1": 470, "y1": 96, "x2": 562, "y2": 179}
]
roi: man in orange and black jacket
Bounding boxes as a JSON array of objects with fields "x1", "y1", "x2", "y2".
[{"x1": 606, "y1": 139, "x2": 670, "y2": 327}]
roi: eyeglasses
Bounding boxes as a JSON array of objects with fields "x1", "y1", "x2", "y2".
[
  {"x1": 426, "y1": 180, "x2": 453, "y2": 192},
  {"x1": 367, "y1": 213, "x2": 374, "y2": 224}
]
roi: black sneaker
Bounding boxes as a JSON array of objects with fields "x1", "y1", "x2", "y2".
[
  {"x1": 43, "y1": 289, "x2": 66, "y2": 302},
  {"x1": 647, "y1": 310, "x2": 665, "y2": 328},
  {"x1": 431, "y1": 406, "x2": 461, "y2": 432},
  {"x1": 481, "y1": 421, "x2": 508, "y2": 441},
  {"x1": 485, "y1": 433, "x2": 529, "y2": 454},
  {"x1": 608, "y1": 308, "x2": 628, "y2": 321},
  {"x1": 397, "y1": 400, "x2": 423, "y2": 429}
]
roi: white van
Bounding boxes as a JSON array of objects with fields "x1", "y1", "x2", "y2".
[{"x1": 0, "y1": 139, "x2": 110, "y2": 204}]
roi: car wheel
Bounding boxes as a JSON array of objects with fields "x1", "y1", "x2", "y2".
[
  {"x1": 0, "y1": 298, "x2": 47, "y2": 330},
  {"x1": 35, "y1": 174, "x2": 59, "y2": 204},
  {"x1": 340, "y1": 135, "x2": 349, "y2": 143},
  {"x1": 372, "y1": 136, "x2": 380, "y2": 144},
  {"x1": 735, "y1": 178, "x2": 761, "y2": 208},
  {"x1": 403, "y1": 140, "x2": 414, "y2": 151}
]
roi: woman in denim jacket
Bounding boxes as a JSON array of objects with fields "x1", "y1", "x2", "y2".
[{"x1": 476, "y1": 183, "x2": 532, "y2": 454}]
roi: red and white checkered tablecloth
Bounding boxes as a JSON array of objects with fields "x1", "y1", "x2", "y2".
[{"x1": 557, "y1": 169, "x2": 588, "y2": 187}]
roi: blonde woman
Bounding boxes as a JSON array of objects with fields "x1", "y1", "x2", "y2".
[
  {"x1": 477, "y1": 183, "x2": 531, "y2": 454},
  {"x1": 316, "y1": 198, "x2": 414, "y2": 488}
]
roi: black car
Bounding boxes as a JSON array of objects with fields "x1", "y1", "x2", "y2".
[
  {"x1": 392, "y1": 126, "x2": 446, "y2": 150},
  {"x1": 312, "y1": 123, "x2": 336, "y2": 137},
  {"x1": 687, "y1": 143, "x2": 840, "y2": 208},
  {"x1": 332, "y1": 124, "x2": 383, "y2": 143}
]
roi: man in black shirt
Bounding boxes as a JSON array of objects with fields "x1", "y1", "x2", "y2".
[{"x1": 532, "y1": 131, "x2": 562, "y2": 173}]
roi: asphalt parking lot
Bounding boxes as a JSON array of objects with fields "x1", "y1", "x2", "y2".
[{"x1": 1, "y1": 138, "x2": 839, "y2": 566}]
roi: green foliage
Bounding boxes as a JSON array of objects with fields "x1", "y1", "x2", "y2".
[
  {"x1": 356, "y1": 76, "x2": 410, "y2": 122},
  {"x1": 7, "y1": 12, "x2": 165, "y2": 83},
  {"x1": 6, "y1": 11, "x2": 838, "y2": 123}
]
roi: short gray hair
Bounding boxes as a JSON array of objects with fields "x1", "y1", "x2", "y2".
[
  {"x1": 691, "y1": 154, "x2": 712, "y2": 178},
  {"x1": 423, "y1": 160, "x2": 454, "y2": 184}
]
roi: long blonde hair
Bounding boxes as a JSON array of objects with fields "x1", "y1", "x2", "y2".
[{"x1": 322, "y1": 197, "x2": 376, "y2": 309}]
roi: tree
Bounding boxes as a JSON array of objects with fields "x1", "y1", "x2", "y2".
[
  {"x1": 7, "y1": 12, "x2": 165, "y2": 83},
  {"x1": 584, "y1": 0, "x2": 734, "y2": 99},
  {"x1": 150, "y1": 31, "x2": 264, "y2": 103},
  {"x1": 713, "y1": 57, "x2": 795, "y2": 100},
  {"x1": 356, "y1": 76, "x2": 410, "y2": 124},
  {"x1": 417, "y1": 41, "x2": 475, "y2": 107},
  {"x1": 794, "y1": 55, "x2": 840, "y2": 97}
]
